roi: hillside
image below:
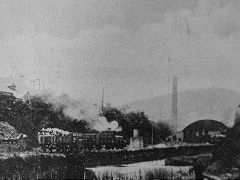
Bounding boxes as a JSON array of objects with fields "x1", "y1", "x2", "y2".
[{"x1": 126, "y1": 88, "x2": 240, "y2": 130}]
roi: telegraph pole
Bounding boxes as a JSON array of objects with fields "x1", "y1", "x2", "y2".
[
  {"x1": 185, "y1": 18, "x2": 189, "y2": 36},
  {"x1": 31, "y1": 79, "x2": 41, "y2": 90},
  {"x1": 101, "y1": 87, "x2": 104, "y2": 112},
  {"x1": 183, "y1": 17, "x2": 190, "y2": 36},
  {"x1": 30, "y1": 80, "x2": 35, "y2": 89},
  {"x1": 35, "y1": 79, "x2": 41, "y2": 90},
  {"x1": 151, "y1": 123, "x2": 154, "y2": 145}
]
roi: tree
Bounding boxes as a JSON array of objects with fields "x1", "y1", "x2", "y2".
[
  {"x1": 154, "y1": 121, "x2": 172, "y2": 140},
  {"x1": 102, "y1": 105, "x2": 171, "y2": 144},
  {"x1": 102, "y1": 105, "x2": 126, "y2": 128},
  {"x1": 125, "y1": 111, "x2": 151, "y2": 137}
]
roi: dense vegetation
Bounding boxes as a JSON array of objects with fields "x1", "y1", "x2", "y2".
[
  {"x1": 103, "y1": 104, "x2": 171, "y2": 143},
  {"x1": 0, "y1": 93, "x2": 171, "y2": 147},
  {"x1": 205, "y1": 122, "x2": 240, "y2": 178},
  {"x1": 0, "y1": 154, "x2": 84, "y2": 179}
]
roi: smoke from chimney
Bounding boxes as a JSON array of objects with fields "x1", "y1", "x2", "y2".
[{"x1": 35, "y1": 91, "x2": 121, "y2": 132}]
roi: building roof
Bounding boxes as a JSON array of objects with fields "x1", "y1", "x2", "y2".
[
  {"x1": 183, "y1": 119, "x2": 227, "y2": 132},
  {"x1": 0, "y1": 76, "x2": 36, "y2": 99}
]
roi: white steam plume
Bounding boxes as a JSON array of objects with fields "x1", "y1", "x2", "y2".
[{"x1": 35, "y1": 91, "x2": 121, "y2": 132}]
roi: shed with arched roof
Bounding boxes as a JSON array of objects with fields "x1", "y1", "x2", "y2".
[{"x1": 183, "y1": 119, "x2": 228, "y2": 143}]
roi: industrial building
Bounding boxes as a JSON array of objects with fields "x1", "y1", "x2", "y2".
[
  {"x1": 166, "y1": 119, "x2": 228, "y2": 144},
  {"x1": 166, "y1": 77, "x2": 228, "y2": 144},
  {"x1": 166, "y1": 130, "x2": 183, "y2": 142}
]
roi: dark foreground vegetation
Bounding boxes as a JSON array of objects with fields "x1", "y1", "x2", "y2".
[
  {"x1": 204, "y1": 122, "x2": 240, "y2": 179},
  {"x1": 0, "y1": 144, "x2": 214, "y2": 179},
  {"x1": 0, "y1": 154, "x2": 85, "y2": 179},
  {"x1": 166, "y1": 154, "x2": 212, "y2": 179}
]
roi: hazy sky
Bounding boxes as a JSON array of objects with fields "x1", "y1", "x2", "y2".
[{"x1": 0, "y1": 0, "x2": 240, "y2": 105}]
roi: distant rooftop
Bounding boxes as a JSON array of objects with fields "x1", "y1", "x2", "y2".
[{"x1": 0, "y1": 76, "x2": 36, "y2": 99}]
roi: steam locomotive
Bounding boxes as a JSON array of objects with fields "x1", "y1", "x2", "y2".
[{"x1": 38, "y1": 128, "x2": 127, "y2": 153}]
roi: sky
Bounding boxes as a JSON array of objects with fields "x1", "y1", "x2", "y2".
[{"x1": 0, "y1": 0, "x2": 240, "y2": 105}]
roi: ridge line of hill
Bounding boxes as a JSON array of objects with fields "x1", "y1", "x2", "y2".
[{"x1": 125, "y1": 87, "x2": 240, "y2": 130}]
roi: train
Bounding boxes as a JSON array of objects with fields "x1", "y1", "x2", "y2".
[{"x1": 38, "y1": 128, "x2": 127, "y2": 153}]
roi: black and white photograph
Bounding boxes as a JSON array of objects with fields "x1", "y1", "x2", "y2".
[{"x1": 0, "y1": 0, "x2": 239, "y2": 179}]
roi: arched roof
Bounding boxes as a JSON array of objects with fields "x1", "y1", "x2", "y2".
[{"x1": 183, "y1": 119, "x2": 227, "y2": 132}]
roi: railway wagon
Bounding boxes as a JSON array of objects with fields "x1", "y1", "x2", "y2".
[
  {"x1": 98, "y1": 131, "x2": 126, "y2": 149},
  {"x1": 38, "y1": 131, "x2": 82, "y2": 153},
  {"x1": 38, "y1": 128, "x2": 127, "y2": 153}
]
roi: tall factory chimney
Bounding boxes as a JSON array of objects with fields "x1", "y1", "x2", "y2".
[{"x1": 171, "y1": 76, "x2": 178, "y2": 132}]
